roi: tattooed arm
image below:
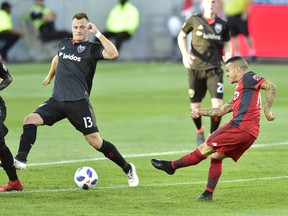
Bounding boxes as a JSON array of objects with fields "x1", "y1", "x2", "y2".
[
  {"x1": 191, "y1": 100, "x2": 233, "y2": 118},
  {"x1": 259, "y1": 80, "x2": 276, "y2": 121}
]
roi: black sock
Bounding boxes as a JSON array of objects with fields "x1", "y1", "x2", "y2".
[
  {"x1": 99, "y1": 140, "x2": 131, "y2": 173},
  {"x1": 193, "y1": 117, "x2": 202, "y2": 130},
  {"x1": 16, "y1": 124, "x2": 37, "y2": 162},
  {"x1": 210, "y1": 117, "x2": 221, "y2": 133},
  {"x1": 0, "y1": 142, "x2": 18, "y2": 181}
]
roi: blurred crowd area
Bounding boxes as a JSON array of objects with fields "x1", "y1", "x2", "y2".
[{"x1": 1, "y1": 0, "x2": 288, "y2": 63}]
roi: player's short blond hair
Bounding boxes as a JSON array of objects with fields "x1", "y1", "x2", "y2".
[{"x1": 72, "y1": 13, "x2": 89, "y2": 21}]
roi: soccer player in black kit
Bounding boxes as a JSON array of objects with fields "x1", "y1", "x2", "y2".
[
  {"x1": 14, "y1": 12, "x2": 139, "y2": 187},
  {"x1": 178, "y1": 0, "x2": 233, "y2": 146},
  {"x1": 0, "y1": 61, "x2": 24, "y2": 192}
]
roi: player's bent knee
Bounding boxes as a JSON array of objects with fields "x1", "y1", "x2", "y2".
[{"x1": 23, "y1": 113, "x2": 43, "y2": 125}]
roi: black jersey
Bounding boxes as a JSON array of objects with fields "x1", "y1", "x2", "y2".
[
  {"x1": 182, "y1": 14, "x2": 230, "y2": 70},
  {"x1": 52, "y1": 39, "x2": 104, "y2": 101}
]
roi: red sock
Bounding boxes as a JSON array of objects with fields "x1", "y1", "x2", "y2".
[
  {"x1": 205, "y1": 157, "x2": 222, "y2": 192},
  {"x1": 171, "y1": 148, "x2": 206, "y2": 169}
]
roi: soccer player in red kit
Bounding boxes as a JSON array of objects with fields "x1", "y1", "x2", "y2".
[{"x1": 151, "y1": 56, "x2": 276, "y2": 200}]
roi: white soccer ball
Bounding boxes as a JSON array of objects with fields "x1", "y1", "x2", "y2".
[{"x1": 74, "y1": 166, "x2": 98, "y2": 190}]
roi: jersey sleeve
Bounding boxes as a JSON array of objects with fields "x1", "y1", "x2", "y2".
[
  {"x1": 243, "y1": 71, "x2": 266, "y2": 90},
  {"x1": 90, "y1": 42, "x2": 104, "y2": 60},
  {"x1": 181, "y1": 16, "x2": 194, "y2": 34}
]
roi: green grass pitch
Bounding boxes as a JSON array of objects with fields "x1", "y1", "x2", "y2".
[{"x1": 1, "y1": 61, "x2": 287, "y2": 215}]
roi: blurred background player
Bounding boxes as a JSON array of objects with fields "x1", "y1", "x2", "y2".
[
  {"x1": 0, "y1": 60, "x2": 24, "y2": 192},
  {"x1": 221, "y1": 0, "x2": 256, "y2": 60},
  {"x1": 177, "y1": 0, "x2": 232, "y2": 146},
  {"x1": 0, "y1": 2, "x2": 24, "y2": 62},
  {"x1": 30, "y1": 0, "x2": 71, "y2": 42},
  {"x1": 96, "y1": 0, "x2": 139, "y2": 52}
]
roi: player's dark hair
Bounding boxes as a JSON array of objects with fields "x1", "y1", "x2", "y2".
[
  {"x1": 225, "y1": 56, "x2": 248, "y2": 69},
  {"x1": 72, "y1": 13, "x2": 89, "y2": 21},
  {"x1": 225, "y1": 56, "x2": 244, "y2": 65}
]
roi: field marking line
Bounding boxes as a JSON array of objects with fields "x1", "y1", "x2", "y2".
[
  {"x1": 27, "y1": 141, "x2": 288, "y2": 167},
  {"x1": 2, "y1": 175, "x2": 287, "y2": 194}
]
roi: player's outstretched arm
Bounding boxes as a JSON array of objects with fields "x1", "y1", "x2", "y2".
[
  {"x1": 43, "y1": 55, "x2": 58, "y2": 85},
  {"x1": 191, "y1": 100, "x2": 233, "y2": 118},
  {"x1": 260, "y1": 80, "x2": 277, "y2": 121}
]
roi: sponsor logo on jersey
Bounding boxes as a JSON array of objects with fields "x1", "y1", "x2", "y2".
[
  {"x1": 203, "y1": 33, "x2": 221, "y2": 40},
  {"x1": 61, "y1": 46, "x2": 65, "y2": 51},
  {"x1": 253, "y1": 74, "x2": 262, "y2": 81},
  {"x1": 212, "y1": 142, "x2": 217, "y2": 146},
  {"x1": 214, "y1": 23, "x2": 222, "y2": 34},
  {"x1": 59, "y1": 52, "x2": 81, "y2": 62},
  {"x1": 234, "y1": 91, "x2": 240, "y2": 100},
  {"x1": 77, "y1": 45, "x2": 86, "y2": 53}
]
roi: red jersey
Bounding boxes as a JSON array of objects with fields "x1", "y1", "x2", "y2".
[{"x1": 230, "y1": 71, "x2": 265, "y2": 138}]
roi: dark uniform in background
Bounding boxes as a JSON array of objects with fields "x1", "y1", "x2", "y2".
[
  {"x1": 0, "y1": 61, "x2": 24, "y2": 192},
  {"x1": 181, "y1": 12, "x2": 231, "y2": 145}
]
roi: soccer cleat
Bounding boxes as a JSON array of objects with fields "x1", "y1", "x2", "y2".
[
  {"x1": 14, "y1": 158, "x2": 27, "y2": 170},
  {"x1": 196, "y1": 192, "x2": 213, "y2": 201},
  {"x1": 151, "y1": 159, "x2": 175, "y2": 175},
  {"x1": 196, "y1": 126, "x2": 205, "y2": 146},
  {"x1": 126, "y1": 163, "x2": 139, "y2": 187},
  {"x1": 0, "y1": 180, "x2": 24, "y2": 192}
]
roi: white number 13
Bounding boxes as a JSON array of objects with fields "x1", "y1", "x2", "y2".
[{"x1": 83, "y1": 117, "x2": 93, "y2": 128}]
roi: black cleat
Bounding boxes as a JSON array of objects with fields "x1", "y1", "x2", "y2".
[
  {"x1": 151, "y1": 159, "x2": 175, "y2": 175},
  {"x1": 196, "y1": 192, "x2": 213, "y2": 201}
]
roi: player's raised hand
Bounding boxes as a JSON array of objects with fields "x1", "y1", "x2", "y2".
[{"x1": 87, "y1": 22, "x2": 99, "y2": 35}]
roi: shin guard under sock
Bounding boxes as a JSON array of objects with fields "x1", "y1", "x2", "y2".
[
  {"x1": 193, "y1": 117, "x2": 202, "y2": 130},
  {"x1": 172, "y1": 148, "x2": 207, "y2": 169},
  {"x1": 210, "y1": 117, "x2": 222, "y2": 133},
  {"x1": 205, "y1": 157, "x2": 222, "y2": 192},
  {"x1": 99, "y1": 140, "x2": 131, "y2": 173},
  {"x1": 16, "y1": 124, "x2": 37, "y2": 162}
]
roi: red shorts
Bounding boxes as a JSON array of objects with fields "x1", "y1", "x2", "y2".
[{"x1": 206, "y1": 123, "x2": 257, "y2": 162}]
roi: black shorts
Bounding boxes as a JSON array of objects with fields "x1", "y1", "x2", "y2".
[
  {"x1": 34, "y1": 98, "x2": 99, "y2": 135},
  {"x1": 227, "y1": 14, "x2": 249, "y2": 37},
  {"x1": 188, "y1": 68, "x2": 224, "y2": 103}
]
